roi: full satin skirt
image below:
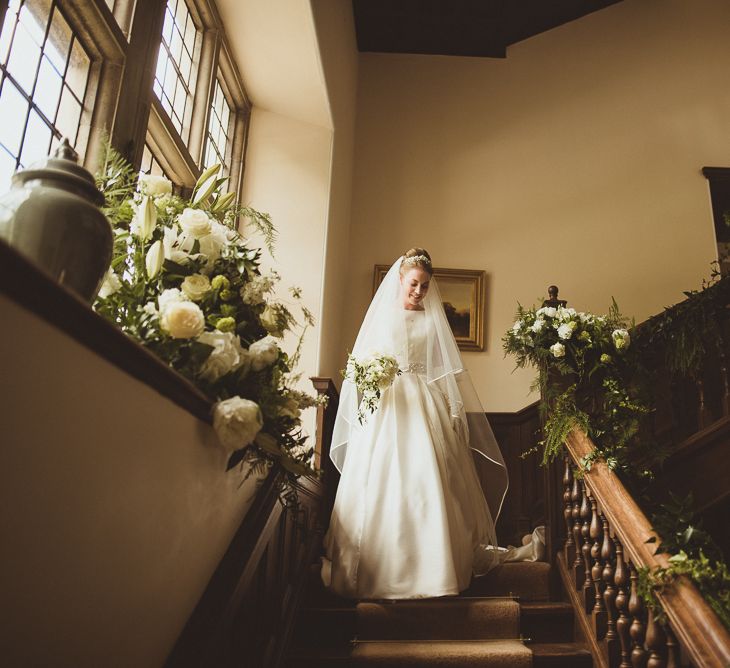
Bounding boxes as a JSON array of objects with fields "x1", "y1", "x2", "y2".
[{"x1": 322, "y1": 373, "x2": 498, "y2": 599}]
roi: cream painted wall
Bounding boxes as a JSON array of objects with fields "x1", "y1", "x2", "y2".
[
  {"x1": 309, "y1": 0, "x2": 359, "y2": 380},
  {"x1": 241, "y1": 107, "x2": 332, "y2": 437},
  {"x1": 346, "y1": 0, "x2": 729, "y2": 412},
  {"x1": 0, "y1": 296, "x2": 264, "y2": 667}
]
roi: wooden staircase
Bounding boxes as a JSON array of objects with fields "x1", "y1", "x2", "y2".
[{"x1": 285, "y1": 561, "x2": 593, "y2": 667}]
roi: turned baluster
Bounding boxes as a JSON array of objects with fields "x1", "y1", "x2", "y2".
[
  {"x1": 571, "y1": 474, "x2": 583, "y2": 586},
  {"x1": 719, "y1": 344, "x2": 730, "y2": 417},
  {"x1": 602, "y1": 518, "x2": 619, "y2": 664},
  {"x1": 664, "y1": 625, "x2": 680, "y2": 668},
  {"x1": 581, "y1": 486, "x2": 593, "y2": 612},
  {"x1": 696, "y1": 377, "x2": 711, "y2": 429},
  {"x1": 590, "y1": 499, "x2": 607, "y2": 638},
  {"x1": 629, "y1": 562, "x2": 648, "y2": 668},
  {"x1": 614, "y1": 539, "x2": 632, "y2": 668},
  {"x1": 645, "y1": 609, "x2": 667, "y2": 668},
  {"x1": 563, "y1": 456, "x2": 575, "y2": 562}
]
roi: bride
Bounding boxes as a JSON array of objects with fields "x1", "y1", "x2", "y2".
[{"x1": 321, "y1": 248, "x2": 509, "y2": 599}]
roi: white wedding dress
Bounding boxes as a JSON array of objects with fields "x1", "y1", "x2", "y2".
[{"x1": 321, "y1": 309, "x2": 501, "y2": 599}]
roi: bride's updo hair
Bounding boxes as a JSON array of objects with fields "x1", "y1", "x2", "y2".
[{"x1": 400, "y1": 247, "x2": 433, "y2": 276}]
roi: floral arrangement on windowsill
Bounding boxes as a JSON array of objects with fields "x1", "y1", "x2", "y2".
[
  {"x1": 93, "y1": 144, "x2": 323, "y2": 481},
  {"x1": 503, "y1": 300, "x2": 652, "y2": 473}
]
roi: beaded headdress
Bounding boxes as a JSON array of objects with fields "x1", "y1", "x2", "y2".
[{"x1": 401, "y1": 254, "x2": 431, "y2": 268}]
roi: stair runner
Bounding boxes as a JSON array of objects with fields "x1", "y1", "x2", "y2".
[{"x1": 286, "y1": 561, "x2": 593, "y2": 667}]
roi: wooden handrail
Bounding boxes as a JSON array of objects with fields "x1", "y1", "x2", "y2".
[{"x1": 565, "y1": 427, "x2": 730, "y2": 668}]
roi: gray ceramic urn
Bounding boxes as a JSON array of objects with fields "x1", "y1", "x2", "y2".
[{"x1": 0, "y1": 139, "x2": 113, "y2": 302}]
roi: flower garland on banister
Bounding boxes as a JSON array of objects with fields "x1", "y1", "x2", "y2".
[
  {"x1": 502, "y1": 299, "x2": 652, "y2": 473},
  {"x1": 93, "y1": 143, "x2": 324, "y2": 484},
  {"x1": 503, "y1": 277, "x2": 730, "y2": 630}
]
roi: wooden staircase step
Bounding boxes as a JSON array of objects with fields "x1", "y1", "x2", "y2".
[
  {"x1": 286, "y1": 639, "x2": 532, "y2": 667},
  {"x1": 530, "y1": 642, "x2": 593, "y2": 667},
  {"x1": 520, "y1": 601, "x2": 575, "y2": 643},
  {"x1": 463, "y1": 561, "x2": 552, "y2": 601},
  {"x1": 293, "y1": 598, "x2": 521, "y2": 647}
]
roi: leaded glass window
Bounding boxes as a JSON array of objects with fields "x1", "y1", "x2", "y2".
[
  {"x1": 204, "y1": 77, "x2": 231, "y2": 172},
  {"x1": 0, "y1": 0, "x2": 91, "y2": 191},
  {"x1": 153, "y1": 0, "x2": 199, "y2": 145}
]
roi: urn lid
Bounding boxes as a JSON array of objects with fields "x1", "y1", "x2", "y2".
[{"x1": 11, "y1": 138, "x2": 105, "y2": 206}]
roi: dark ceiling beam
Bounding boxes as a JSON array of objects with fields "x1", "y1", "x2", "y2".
[{"x1": 352, "y1": 0, "x2": 624, "y2": 59}]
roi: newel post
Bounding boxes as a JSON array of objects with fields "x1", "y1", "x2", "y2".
[
  {"x1": 311, "y1": 376, "x2": 340, "y2": 519},
  {"x1": 542, "y1": 285, "x2": 569, "y2": 563}
]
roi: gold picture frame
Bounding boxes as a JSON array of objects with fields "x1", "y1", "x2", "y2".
[{"x1": 373, "y1": 265, "x2": 486, "y2": 351}]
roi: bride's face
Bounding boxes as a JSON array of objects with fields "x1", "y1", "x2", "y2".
[{"x1": 400, "y1": 267, "x2": 431, "y2": 310}]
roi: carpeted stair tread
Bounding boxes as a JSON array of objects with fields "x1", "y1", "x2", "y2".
[
  {"x1": 463, "y1": 561, "x2": 551, "y2": 601},
  {"x1": 357, "y1": 598, "x2": 520, "y2": 640},
  {"x1": 292, "y1": 597, "x2": 521, "y2": 648},
  {"x1": 352, "y1": 639, "x2": 532, "y2": 666}
]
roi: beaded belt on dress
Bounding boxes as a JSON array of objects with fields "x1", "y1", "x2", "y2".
[{"x1": 403, "y1": 362, "x2": 426, "y2": 375}]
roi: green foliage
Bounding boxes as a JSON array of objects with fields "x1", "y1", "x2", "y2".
[
  {"x1": 639, "y1": 493, "x2": 730, "y2": 630},
  {"x1": 636, "y1": 268, "x2": 730, "y2": 378},
  {"x1": 503, "y1": 299, "x2": 650, "y2": 472},
  {"x1": 93, "y1": 140, "x2": 318, "y2": 482}
]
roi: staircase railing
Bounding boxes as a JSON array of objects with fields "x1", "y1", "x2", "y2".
[{"x1": 556, "y1": 427, "x2": 730, "y2": 668}]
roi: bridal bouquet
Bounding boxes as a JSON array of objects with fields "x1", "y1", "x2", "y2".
[
  {"x1": 93, "y1": 144, "x2": 321, "y2": 479},
  {"x1": 343, "y1": 353, "x2": 401, "y2": 423}
]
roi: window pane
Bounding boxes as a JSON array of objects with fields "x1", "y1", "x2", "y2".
[
  {"x1": 34, "y1": 54, "x2": 62, "y2": 118},
  {"x1": 0, "y1": 1, "x2": 91, "y2": 180},
  {"x1": 203, "y1": 78, "x2": 232, "y2": 172},
  {"x1": 0, "y1": 144, "x2": 17, "y2": 193},
  {"x1": 0, "y1": 79, "x2": 28, "y2": 155},
  {"x1": 56, "y1": 86, "x2": 82, "y2": 142},
  {"x1": 44, "y1": 4, "x2": 71, "y2": 73},
  {"x1": 19, "y1": 107, "x2": 52, "y2": 166},
  {"x1": 6, "y1": 16, "x2": 41, "y2": 91},
  {"x1": 65, "y1": 38, "x2": 90, "y2": 100},
  {"x1": 153, "y1": 0, "x2": 199, "y2": 144}
]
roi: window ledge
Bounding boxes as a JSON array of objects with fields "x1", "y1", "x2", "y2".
[{"x1": 0, "y1": 239, "x2": 213, "y2": 424}]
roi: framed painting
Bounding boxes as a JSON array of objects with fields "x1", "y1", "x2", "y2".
[{"x1": 373, "y1": 265, "x2": 486, "y2": 351}]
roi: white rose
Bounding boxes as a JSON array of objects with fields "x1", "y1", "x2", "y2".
[
  {"x1": 557, "y1": 322, "x2": 576, "y2": 340},
  {"x1": 531, "y1": 318, "x2": 545, "y2": 333},
  {"x1": 197, "y1": 331, "x2": 249, "y2": 382},
  {"x1": 181, "y1": 273, "x2": 211, "y2": 301},
  {"x1": 543, "y1": 307, "x2": 557, "y2": 318},
  {"x1": 138, "y1": 173, "x2": 172, "y2": 197},
  {"x1": 158, "y1": 288, "x2": 185, "y2": 312},
  {"x1": 198, "y1": 220, "x2": 229, "y2": 266},
  {"x1": 556, "y1": 306, "x2": 577, "y2": 321},
  {"x1": 130, "y1": 196, "x2": 157, "y2": 241},
  {"x1": 550, "y1": 342, "x2": 566, "y2": 358},
  {"x1": 160, "y1": 301, "x2": 205, "y2": 339},
  {"x1": 98, "y1": 268, "x2": 121, "y2": 298},
  {"x1": 512, "y1": 319, "x2": 523, "y2": 333},
  {"x1": 213, "y1": 396, "x2": 263, "y2": 452},
  {"x1": 249, "y1": 337, "x2": 280, "y2": 371},
  {"x1": 260, "y1": 303, "x2": 287, "y2": 337},
  {"x1": 178, "y1": 207, "x2": 212, "y2": 238}
]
